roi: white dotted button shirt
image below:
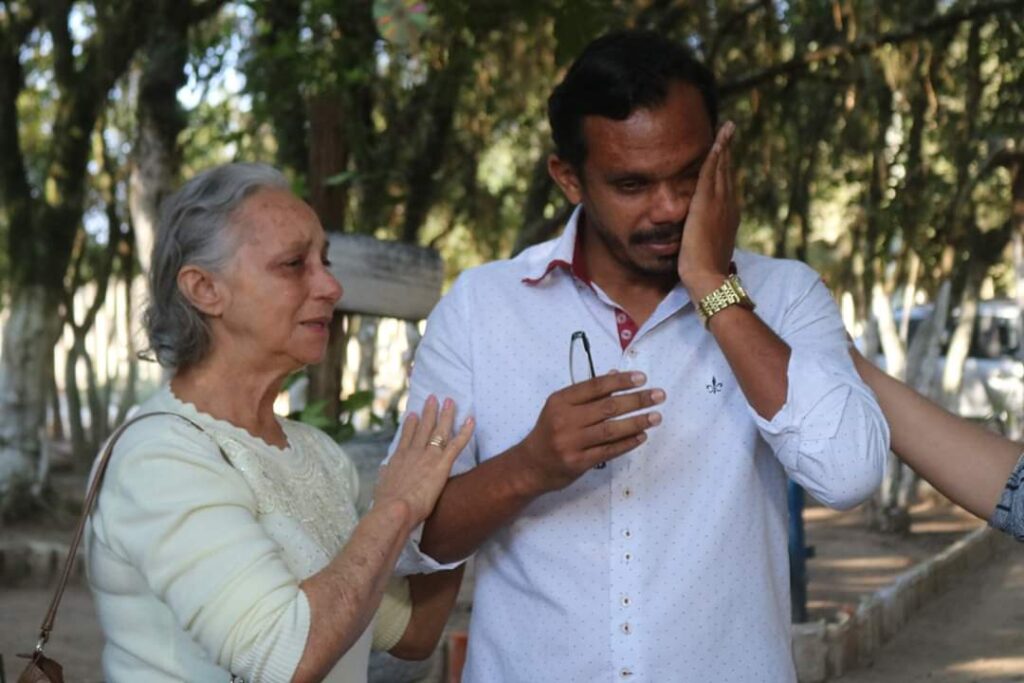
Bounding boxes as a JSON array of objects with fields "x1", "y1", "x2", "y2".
[{"x1": 395, "y1": 207, "x2": 888, "y2": 682}]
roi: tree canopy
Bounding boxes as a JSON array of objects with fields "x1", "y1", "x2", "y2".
[{"x1": 0, "y1": 0, "x2": 1021, "y2": 518}]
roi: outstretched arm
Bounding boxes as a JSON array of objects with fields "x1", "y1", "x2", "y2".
[{"x1": 850, "y1": 348, "x2": 1021, "y2": 519}]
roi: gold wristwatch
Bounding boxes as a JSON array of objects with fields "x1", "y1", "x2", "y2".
[{"x1": 696, "y1": 274, "x2": 756, "y2": 328}]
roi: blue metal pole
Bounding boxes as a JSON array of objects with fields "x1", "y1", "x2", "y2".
[{"x1": 788, "y1": 480, "x2": 811, "y2": 623}]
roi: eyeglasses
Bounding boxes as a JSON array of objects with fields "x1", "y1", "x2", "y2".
[
  {"x1": 570, "y1": 330, "x2": 606, "y2": 470},
  {"x1": 569, "y1": 330, "x2": 596, "y2": 385}
]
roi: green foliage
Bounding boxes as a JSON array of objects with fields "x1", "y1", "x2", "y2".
[
  {"x1": 4, "y1": 0, "x2": 1022, "y2": 464},
  {"x1": 289, "y1": 389, "x2": 381, "y2": 443}
]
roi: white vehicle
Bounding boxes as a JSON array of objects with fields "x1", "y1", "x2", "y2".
[{"x1": 884, "y1": 298, "x2": 1022, "y2": 435}]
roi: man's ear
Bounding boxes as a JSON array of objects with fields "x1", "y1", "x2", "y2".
[
  {"x1": 177, "y1": 266, "x2": 226, "y2": 316},
  {"x1": 548, "y1": 154, "x2": 584, "y2": 205}
]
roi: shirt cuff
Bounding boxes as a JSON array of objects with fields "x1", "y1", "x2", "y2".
[
  {"x1": 989, "y1": 451, "x2": 1024, "y2": 540},
  {"x1": 747, "y1": 350, "x2": 853, "y2": 471},
  {"x1": 395, "y1": 522, "x2": 466, "y2": 576}
]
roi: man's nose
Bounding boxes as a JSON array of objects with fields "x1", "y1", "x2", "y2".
[{"x1": 648, "y1": 181, "x2": 691, "y2": 225}]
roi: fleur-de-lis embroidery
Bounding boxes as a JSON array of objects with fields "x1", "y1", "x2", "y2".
[{"x1": 706, "y1": 376, "x2": 723, "y2": 394}]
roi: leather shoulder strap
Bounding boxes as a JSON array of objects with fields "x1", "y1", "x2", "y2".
[{"x1": 33, "y1": 410, "x2": 221, "y2": 652}]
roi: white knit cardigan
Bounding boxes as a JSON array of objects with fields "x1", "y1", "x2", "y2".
[{"x1": 86, "y1": 385, "x2": 410, "y2": 682}]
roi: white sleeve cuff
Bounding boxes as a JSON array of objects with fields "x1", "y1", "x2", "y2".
[
  {"x1": 747, "y1": 350, "x2": 852, "y2": 470},
  {"x1": 395, "y1": 521, "x2": 467, "y2": 576}
]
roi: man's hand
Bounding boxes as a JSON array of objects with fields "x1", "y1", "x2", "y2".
[
  {"x1": 678, "y1": 121, "x2": 739, "y2": 300},
  {"x1": 515, "y1": 371, "x2": 665, "y2": 493}
]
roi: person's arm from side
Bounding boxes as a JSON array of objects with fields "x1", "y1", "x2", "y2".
[
  {"x1": 678, "y1": 122, "x2": 887, "y2": 510},
  {"x1": 850, "y1": 348, "x2": 1021, "y2": 520},
  {"x1": 394, "y1": 276, "x2": 664, "y2": 568}
]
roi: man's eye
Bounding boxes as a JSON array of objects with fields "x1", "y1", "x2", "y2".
[
  {"x1": 321, "y1": 257, "x2": 333, "y2": 267},
  {"x1": 285, "y1": 258, "x2": 304, "y2": 268},
  {"x1": 617, "y1": 180, "x2": 646, "y2": 193}
]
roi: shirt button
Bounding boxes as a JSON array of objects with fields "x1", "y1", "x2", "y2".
[
  {"x1": 621, "y1": 622, "x2": 632, "y2": 635},
  {"x1": 620, "y1": 668, "x2": 633, "y2": 678},
  {"x1": 627, "y1": 348, "x2": 638, "y2": 357},
  {"x1": 621, "y1": 595, "x2": 631, "y2": 607},
  {"x1": 623, "y1": 487, "x2": 632, "y2": 498},
  {"x1": 623, "y1": 529, "x2": 632, "y2": 538},
  {"x1": 624, "y1": 553, "x2": 632, "y2": 562}
]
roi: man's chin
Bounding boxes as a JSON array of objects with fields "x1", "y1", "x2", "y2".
[{"x1": 628, "y1": 255, "x2": 679, "y2": 279}]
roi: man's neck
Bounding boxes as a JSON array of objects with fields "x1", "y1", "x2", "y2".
[{"x1": 580, "y1": 226, "x2": 677, "y2": 328}]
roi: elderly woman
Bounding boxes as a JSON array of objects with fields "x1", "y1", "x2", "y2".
[{"x1": 86, "y1": 163, "x2": 471, "y2": 682}]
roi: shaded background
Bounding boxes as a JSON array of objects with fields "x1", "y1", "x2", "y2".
[{"x1": 0, "y1": 0, "x2": 1022, "y2": 532}]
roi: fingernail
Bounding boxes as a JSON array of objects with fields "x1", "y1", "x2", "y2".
[
  {"x1": 464, "y1": 416, "x2": 475, "y2": 427},
  {"x1": 648, "y1": 412, "x2": 662, "y2": 426},
  {"x1": 631, "y1": 372, "x2": 646, "y2": 386},
  {"x1": 651, "y1": 389, "x2": 666, "y2": 403},
  {"x1": 608, "y1": 368, "x2": 619, "y2": 375},
  {"x1": 637, "y1": 432, "x2": 647, "y2": 443},
  {"x1": 443, "y1": 398, "x2": 453, "y2": 410}
]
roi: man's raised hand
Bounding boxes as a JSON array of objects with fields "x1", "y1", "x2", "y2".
[{"x1": 678, "y1": 121, "x2": 740, "y2": 300}]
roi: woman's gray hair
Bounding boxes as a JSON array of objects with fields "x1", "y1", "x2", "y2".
[{"x1": 143, "y1": 162, "x2": 290, "y2": 369}]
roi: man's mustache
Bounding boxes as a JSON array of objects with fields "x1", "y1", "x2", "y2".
[{"x1": 630, "y1": 224, "x2": 684, "y2": 245}]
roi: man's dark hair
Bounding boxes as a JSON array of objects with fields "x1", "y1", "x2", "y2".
[{"x1": 547, "y1": 30, "x2": 719, "y2": 170}]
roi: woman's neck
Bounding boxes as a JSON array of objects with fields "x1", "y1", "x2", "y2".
[{"x1": 171, "y1": 354, "x2": 290, "y2": 448}]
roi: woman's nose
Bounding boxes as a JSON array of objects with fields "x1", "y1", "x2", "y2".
[{"x1": 317, "y1": 265, "x2": 344, "y2": 304}]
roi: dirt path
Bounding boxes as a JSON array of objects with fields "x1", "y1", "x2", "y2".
[
  {"x1": 1, "y1": 586, "x2": 104, "y2": 682},
  {"x1": 839, "y1": 542, "x2": 1024, "y2": 682},
  {"x1": 0, "y1": 499, "x2": 1011, "y2": 682}
]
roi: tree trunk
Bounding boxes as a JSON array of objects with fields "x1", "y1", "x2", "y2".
[
  {"x1": 65, "y1": 335, "x2": 89, "y2": 460},
  {"x1": 354, "y1": 315, "x2": 380, "y2": 430},
  {"x1": 0, "y1": 286, "x2": 63, "y2": 511},
  {"x1": 305, "y1": 95, "x2": 351, "y2": 421},
  {"x1": 48, "y1": 366, "x2": 64, "y2": 442}
]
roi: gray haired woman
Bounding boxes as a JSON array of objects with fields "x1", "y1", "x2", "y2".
[{"x1": 86, "y1": 163, "x2": 471, "y2": 682}]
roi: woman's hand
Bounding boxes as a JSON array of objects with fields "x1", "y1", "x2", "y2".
[{"x1": 375, "y1": 396, "x2": 474, "y2": 526}]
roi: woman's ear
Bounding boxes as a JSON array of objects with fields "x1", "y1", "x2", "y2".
[{"x1": 177, "y1": 266, "x2": 226, "y2": 316}]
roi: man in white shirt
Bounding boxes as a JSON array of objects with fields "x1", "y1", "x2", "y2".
[{"x1": 395, "y1": 29, "x2": 888, "y2": 682}]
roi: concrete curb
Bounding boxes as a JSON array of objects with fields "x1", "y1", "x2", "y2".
[{"x1": 792, "y1": 525, "x2": 1008, "y2": 682}]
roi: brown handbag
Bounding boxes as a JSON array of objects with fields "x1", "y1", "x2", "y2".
[{"x1": 15, "y1": 411, "x2": 213, "y2": 683}]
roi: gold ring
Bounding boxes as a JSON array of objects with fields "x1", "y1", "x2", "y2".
[{"x1": 427, "y1": 435, "x2": 446, "y2": 449}]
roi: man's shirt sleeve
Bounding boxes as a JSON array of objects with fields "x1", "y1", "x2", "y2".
[
  {"x1": 389, "y1": 274, "x2": 478, "y2": 575},
  {"x1": 748, "y1": 266, "x2": 889, "y2": 510}
]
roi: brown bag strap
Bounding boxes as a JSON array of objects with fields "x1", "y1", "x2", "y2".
[{"x1": 33, "y1": 410, "x2": 219, "y2": 654}]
